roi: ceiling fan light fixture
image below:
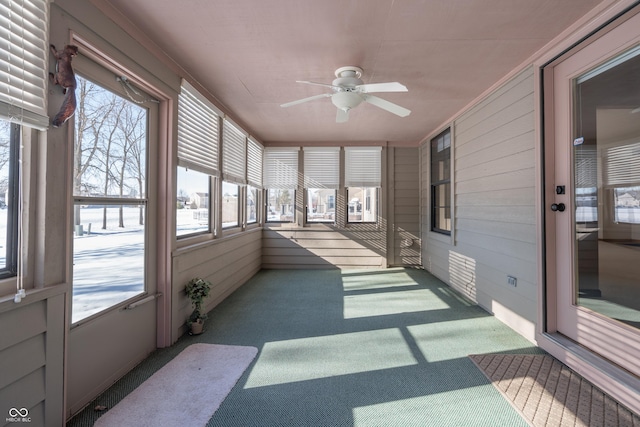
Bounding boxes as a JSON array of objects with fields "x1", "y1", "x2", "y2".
[{"x1": 331, "y1": 91, "x2": 364, "y2": 111}]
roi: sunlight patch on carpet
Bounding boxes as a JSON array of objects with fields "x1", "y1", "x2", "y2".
[
  {"x1": 344, "y1": 289, "x2": 449, "y2": 319},
  {"x1": 244, "y1": 329, "x2": 417, "y2": 388}
]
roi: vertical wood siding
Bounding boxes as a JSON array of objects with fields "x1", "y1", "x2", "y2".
[
  {"x1": 392, "y1": 147, "x2": 421, "y2": 266},
  {"x1": 422, "y1": 67, "x2": 537, "y2": 340}
]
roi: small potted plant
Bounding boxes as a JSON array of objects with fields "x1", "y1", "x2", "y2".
[{"x1": 185, "y1": 277, "x2": 211, "y2": 335}]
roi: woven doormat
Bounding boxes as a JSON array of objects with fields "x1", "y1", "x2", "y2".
[{"x1": 469, "y1": 354, "x2": 640, "y2": 427}]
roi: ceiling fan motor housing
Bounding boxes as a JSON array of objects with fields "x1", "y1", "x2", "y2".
[{"x1": 333, "y1": 66, "x2": 364, "y2": 91}]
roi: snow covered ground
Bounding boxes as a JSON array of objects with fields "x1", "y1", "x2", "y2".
[{"x1": 72, "y1": 207, "x2": 145, "y2": 323}]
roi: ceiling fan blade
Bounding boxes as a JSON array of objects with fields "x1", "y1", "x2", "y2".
[
  {"x1": 297, "y1": 80, "x2": 339, "y2": 90},
  {"x1": 363, "y1": 94, "x2": 411, "y2": 117},
  {"x1": 336, "y1": 108, "x2": 349, "y2": 123},
  {"x1": 280, "y1": 93, "x2": 331, "y2": 108},
  {"x1": 356, "y1": 82, "x2": 408, "y2": 93}
]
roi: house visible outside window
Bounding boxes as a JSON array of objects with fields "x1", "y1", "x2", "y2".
[
  {"x1": 345, "y1": 146, "x2": 381, "y2": 224},
  {"x1": 264, "y1": 147, "x2": 299, "y2": 223},
  {"x1": 347, "y1": 187, "x2": 378, "y2": 223},
  {"x1": 222, "y1": 181, "x2": 239, "y2": 228},
  {"x1": 266, "y1": 189, "x2": 295, "y2": 222},
  {"x1": 304, "y1": 147, "x2": 339, "y2": 224},
  {"x1": 431, "y1": 128, "x2": 451, "y2": 234},
  {"x1": 72, "y1": 74, "x2": 153, "y2": 323},
  {"x1": 176, "y1": 80, "x2": 220, "y2": 238},
  {"x1": 0, "y1": 120, "x2": 19, "y2": 279},
  {"x1": 176, "y1": 168, "x2": 211, "y2": 236}
]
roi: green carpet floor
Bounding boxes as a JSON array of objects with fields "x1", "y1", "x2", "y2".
[{"x1": 68, "y1": 267, "x2": 544, "y2": 426}]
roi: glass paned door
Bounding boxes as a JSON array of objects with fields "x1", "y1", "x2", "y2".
[{"x1": 548, "y1": 10, "x2": 640, "y2": 379}]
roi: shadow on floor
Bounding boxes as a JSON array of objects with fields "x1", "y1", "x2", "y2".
[{"x1": 68, "y1": 268, "x2": 544, "y2": 427}]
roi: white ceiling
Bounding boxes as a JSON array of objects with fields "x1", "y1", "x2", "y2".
[{"x1": 101, "y1": 0, "x2": 603, "y2": 146}]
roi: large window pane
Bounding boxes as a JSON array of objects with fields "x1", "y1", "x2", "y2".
[
  {"x1": 307, "y1": 188, "x2": 335, "y2": 223},
  {"x1": 431, "y1": 129, "x2": 451, "y2": 235},
  {"x1": 72, "y1": 205, "x2": 145, "y2": 323},
  {"x1": 177, "y1": 168, "x2": 211, "y2": 237},
  {"x1": 347, "y1": 187, "x2": 378, "y2": 223},
  {"x1": 0, "y1": 119, "x2": 18, "y2": 277},
  {"x1": 573, "y1": 49, "x2": 640, "y2": 328},
  {"x1": 72, "y1": 75, "x2": 148, "y2": 323},
  {"x1": 266, "y1": 188, "x2": 295, "y2": 222},
  {"x1": 431, "y1": 182, "x2": 451, "y2": 233},
  {"x1": 222, "y1": 181, "x2": 239, "y2": 228}
]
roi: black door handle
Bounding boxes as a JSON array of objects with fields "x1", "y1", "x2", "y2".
[{"x1": 551, "y1": 203, "x2": 565, "y2": 212}]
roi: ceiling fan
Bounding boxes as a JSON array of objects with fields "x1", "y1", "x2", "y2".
[{"x1": 280, "y1": 66, "x2": 411, "y2": 123}]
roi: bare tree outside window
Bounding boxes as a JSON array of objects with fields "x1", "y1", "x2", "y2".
[{"x1": 72, "y1": 74, "x2": 149, "y2": 323}]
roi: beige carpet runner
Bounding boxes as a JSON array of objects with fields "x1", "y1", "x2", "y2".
[
  {"x1": 469, "y1": 354, "x2": 640, "y2": 427},
  {"x1": 95, "y1": 343, "x2": 257, "y2": 427}
]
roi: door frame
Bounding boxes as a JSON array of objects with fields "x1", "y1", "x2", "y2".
[
  {"x1": 537, "y1": 1, "x2": 640, "y2": 415},
  {"x1": 63, "y1": 32, "x2": 174, "y2": 418}
]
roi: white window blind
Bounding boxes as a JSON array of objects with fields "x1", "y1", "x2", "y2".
[
  {"x1": 303, "y1": 147, "x2": 339, "y2": 188},
  {"x1": 247, "y1": 137, "x2": 263, "y2": 188},
  {"x1": 177, "y1": 80, "x2": 221, "y2": 176},
  {"x1": 603, "y1": 142, "x2": 640, "y2": 186},
  {"x1": 263, "y1": 147, "x2": 299, "y2": 189},
  {"x1": 0, "y1": 0, "x2": 49, "y2": 130},
  {"x1": 345, "y1": 146, "x2": 382, "y2": 187},
  {"x1": 574, "y1": 145, "x2": 597, "y2": 189},
  {"x1": 221, "y1": 118, "x2": 247, "y2": 184}
]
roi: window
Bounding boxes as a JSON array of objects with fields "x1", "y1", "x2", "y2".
[
  {"x1": 0, "y1": 0, "x2": 47, "y2": 292},
  {"x1": 304, "y1": 147, "x2": 339, "y2": 223},
  {"x1": 0, "y1": 120, "x2": 19, "y2": 278},
  {"x1": 266, "y1": 188, "x2": 295, "y2": 222},
  {"x1": 430, "y1": 128, "x2": 451, "y2": 234},
  {"x1": 307, "y1": 188, "x2": 336, "y2": 223},
  {"x1": 222, "y1": 181, "x2": 240, "y2": 228},
  {"x1": 72, "y1": 74, "x2": 153, "y2": 323},
  {"x1": 345, "y1": 147, "x2": 381, "y2": 224},
  {"x1": 347, "y1": 187, "x2": 378, "y2": 223},
  {"x1": 176, "y1": 168, "x2": 211, "y2": 236},
  {"x1": 176, "y1": 80, "x2": 221, "y2": 238},
  {"x1": 247, "y1": 138, "x2": 263, "y2": 225},
  {"x1": 264, "y1": 147, "x2": 299, "y2": 223}
]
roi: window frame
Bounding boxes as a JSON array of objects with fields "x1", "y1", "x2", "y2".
[
  {"x1": 305, "y1": 188, "x2": 337, "y2": 224},
  {"x1": 430, "y1": 128, "x2": 452, "y2": 236},
  {"x1": 221, "y1": 180, "x2": 241, "y2": 230},
  {"x1": 246, "y1": 185, "x2": 259, "y2": 226},
  {"x1": 70, "y1": 65, "x2": 155, "y2": 324},
  {"x1": 176, "y1": 80, "x2": 221, "y2": 241},
  {"x1": 266, "y1": 188, "x2": 296, "y2": 223},
  {"x1": 176, "y1": 167, "x2": 214, "y2": 238}
]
